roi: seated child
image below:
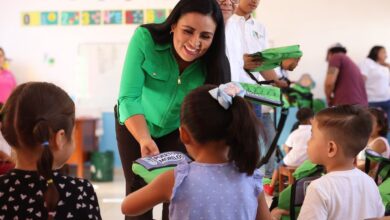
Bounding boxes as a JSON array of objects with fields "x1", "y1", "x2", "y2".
[
  {"x1": 121, "y1": 83, "x2": 272, "y2": 220},
  {"x1": 264, "y1": 107, "x2": 314, "y2": 196},
  {"x1": 273, "y1": 105, "x2": 385, "y2": 219},
  {"x1": 0, "y1": 82, "x2": 102, "y2": 220},
  {"x1": 357, "y1": 107, "x2": 390, "y2": 171}
]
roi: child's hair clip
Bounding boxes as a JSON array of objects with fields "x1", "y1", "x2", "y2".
[
  {"x1": 209, "y1": 82, "x2": 246, "y2": 109},
  {"x1": 42, "y1": 141, "x2": 49, "y2": 147}
]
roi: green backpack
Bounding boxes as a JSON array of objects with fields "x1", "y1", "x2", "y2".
[
  {"x1": 365, "y1": 149, "x2": 390, "y2": 215},
  {"x1": 277, "y1": 160, "x2": 324, "y2": 220},
  {"x1": 240, "y1": 82, "x2": 284, "y2": 107}
]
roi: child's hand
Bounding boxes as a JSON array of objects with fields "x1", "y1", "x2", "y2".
[
  {"x1": 243, "y1": 54, "x2": 262, "y2": 70},
  {"x1": 270, "y1": 208, "x2": 290, "y2": 220},
  {"x1": 139, "y1": 139, "x2": 160, "y2": 157}
]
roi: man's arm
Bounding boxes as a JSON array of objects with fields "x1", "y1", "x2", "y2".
[
  {"x1": 260, "y1": 69, "x2": 289, "y2": 88},
  {"x1": 324, "y1": 66, "x2": 339, "y2": 106}
]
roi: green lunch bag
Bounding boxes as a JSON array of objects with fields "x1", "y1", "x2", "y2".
[{"x1": 277, "y1": 160, "x2": 324, "y2": 220}]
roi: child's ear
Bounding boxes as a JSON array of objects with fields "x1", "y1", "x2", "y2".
[
  {"x1": 179, "y1": 126, "x2": 191, "y2": 145},
  {"x1": 53, "y1": 129, "x2": 66, "y2": 151},
  {"x1": 327, "y1": 141, "x2": 338, "y2": 158}
]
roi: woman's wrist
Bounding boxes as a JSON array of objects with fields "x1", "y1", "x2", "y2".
[{"x1": 139, "y1": 137, "x2": 153, "y2": 146}]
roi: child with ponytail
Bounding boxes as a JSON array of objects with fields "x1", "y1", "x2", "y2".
[
  {"x1": 122, "y1": 82, "x2": 271, "y2": 220},
  {"x1": 0, "y1": 82, "x2": 101, "y2": 220}
]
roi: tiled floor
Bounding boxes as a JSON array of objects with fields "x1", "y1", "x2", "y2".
[
  {"x1": 94, "y1": 169, "x2": 272, "y2": 220},
  {"x1": 93, "y1": 169, "x2": 163, "y2": 220}
]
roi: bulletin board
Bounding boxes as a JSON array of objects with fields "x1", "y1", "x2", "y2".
[{"x1": 76, "y1": 42, "x2": 128, "y2": 113}]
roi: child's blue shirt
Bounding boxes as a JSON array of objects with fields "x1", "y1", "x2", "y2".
[{"x1": 169, "y1": 162, "x2": 263, "y2": 220}]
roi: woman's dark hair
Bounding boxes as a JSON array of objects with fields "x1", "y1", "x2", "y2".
[
  {"x1": 141, "y1": 0, "x2": 230, "y2": 85},
  {"x1": 367, "y1": 45, "x2": 385, "y2": 62},
  {"x1": 0, "y1": 82, "x2": 75, "y2": 220},
  {"x1": 181, "y1": 85, "x2": 264, "y2": 175},
  {"x1": 368, "y1": 107, "x2": 388, "y2": 138}
]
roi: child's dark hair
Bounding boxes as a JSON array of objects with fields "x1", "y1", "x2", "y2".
[
  {"x1": 296, "y1": 107, "x2": 314, "y2": 124},
  {"x1": 0, "y1": 82, "x2": 75, "y2": 220},
  {"x1": 315, "y1": 105, "x2": 372, "y2": 158},
  {"x1": 368, "y1": 107, "x2": 388, "y2": 137},
  {"x1": 180, "y1": 85, "x2": 264, "y2": 175}
]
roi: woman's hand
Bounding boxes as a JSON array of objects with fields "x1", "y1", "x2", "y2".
[
  {"x1": 139, "y1": 138, "x2": 160, "y2": 157},
  {"x1": 243, "y1": 54, "x2": 262, "y2": 71}
]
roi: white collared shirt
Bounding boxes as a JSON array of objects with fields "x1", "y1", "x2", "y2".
[{"x1": 225, "y1": 14, "x2": 269, "y2": 84}]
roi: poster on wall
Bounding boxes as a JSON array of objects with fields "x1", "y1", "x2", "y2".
[
  {"x1": 41, "y1": 12, "x2": 59, "y2": 25},
  {"x1": 21, "y1": 12, "x2": 41, "y2": 26},
  {"x1": 61, "y1": 11, "x2": 80, "y2": 25},
  {"x1": 81, "y1": 10, "x2": 101, "y2": 25},
  {"x1": 103, "y1": 10, "x2": 122, "y2": 24},
  {"x1": 144, "y1": 9, "x2": 167, "y2": 24},
  {"x1": 125, "y1": 10, "x2": 143, "y2": 25}
]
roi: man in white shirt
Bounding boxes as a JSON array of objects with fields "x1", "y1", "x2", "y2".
[{"x1": 225, "y1": 0, "x2": 289, "y2": 178}]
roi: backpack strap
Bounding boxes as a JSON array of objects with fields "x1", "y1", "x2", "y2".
[
  {"x1": 290, "y1": 180, "x2": 298, "y2": 220},
  {"x1": 258, "y1": 107, "x2": 289, "y2": 167},
  {"x1": 243, "y1": 69, "x2": 288, "y2": 167},
  {"x1": 245, "y1": 69, "x2": 275, "y2": 85},
  {"x1": 289, "y1": 167, "x2": 324, "y2": 220}
]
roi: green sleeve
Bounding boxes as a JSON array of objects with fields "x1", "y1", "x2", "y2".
[{"x1": 118, "y1": 27, "x2": 148, "y2": 124}]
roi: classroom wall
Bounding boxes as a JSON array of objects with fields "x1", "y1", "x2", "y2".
[
  {"x1": 2, "y1": 0, "x2": 389, "y2": 105},
  {"x1": 257, "y1": 0, "x2": 390, "y2": 98},
  {"x1": 0, "y1": 0, "x2": 179, "y2": 116}
]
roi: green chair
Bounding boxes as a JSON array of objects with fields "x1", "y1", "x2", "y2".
[{"x1": 364, "y1": 149, "x2": 390, "y2": 215}]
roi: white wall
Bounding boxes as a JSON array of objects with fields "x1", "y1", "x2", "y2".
[
  {"x1": 1, "y1": 0, "x2": 390, "y2": 113},
  {"x1": 0, "y1": 0, "x2": 179, "y2": 116},
  {"x1": 257, "y1": 0, "x2": 390, "y2": 98}
]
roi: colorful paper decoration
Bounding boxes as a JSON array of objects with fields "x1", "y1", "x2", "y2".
[
  {"x1": 41, "y1": 12, "x2": 58, "y2": 25},
  {"x1": 21, "y1": 12, "x2": 41, "y2": 26},
  {"x1": 144, "y1": 9, "x2": 166, "y2": 24},
  {"x1": 81, "y1": 10, "x2": 101, "y2": 25},
  {"x1": 125, "y1": 10, "x2": 144, "y2": 24},
  {"x1": 21, "y1": 8, "x2": 172, "y2": 27},
  {"x1": 103, "y1": 10, "x2": 122, "y2": 24},
  {"x1": 61, "y1": 11, "x2": 80, "y2": 25}
]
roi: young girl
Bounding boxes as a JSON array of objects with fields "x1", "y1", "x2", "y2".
[
  {"x1": 0, "y1": 82, "x2": 101, "y2": 220},
  {"x1": 357, "y1": 107, "x2": 390, "y2": 170},
  {"x1": 121, "y1": 83, "x2": 271, "y2": 220}
]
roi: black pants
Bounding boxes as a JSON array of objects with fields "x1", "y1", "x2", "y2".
[{"x1": 114, "y1": 106, "x2": 186, "y2": 220}]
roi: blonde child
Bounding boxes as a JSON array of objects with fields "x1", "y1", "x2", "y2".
[
  {"x1": 274, "y1": 105, "x2": 385, "y2": 220},
  {"x1": 0, "y1": 82, "x2": 101, "y2": 220},
  {"x1": 122, "y1": 83, "x2": 271, "y2": 220}
]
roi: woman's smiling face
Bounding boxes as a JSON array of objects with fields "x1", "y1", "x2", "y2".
[{"x1": 171, "y1": 12, "x2": 217, "y2": 62}]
